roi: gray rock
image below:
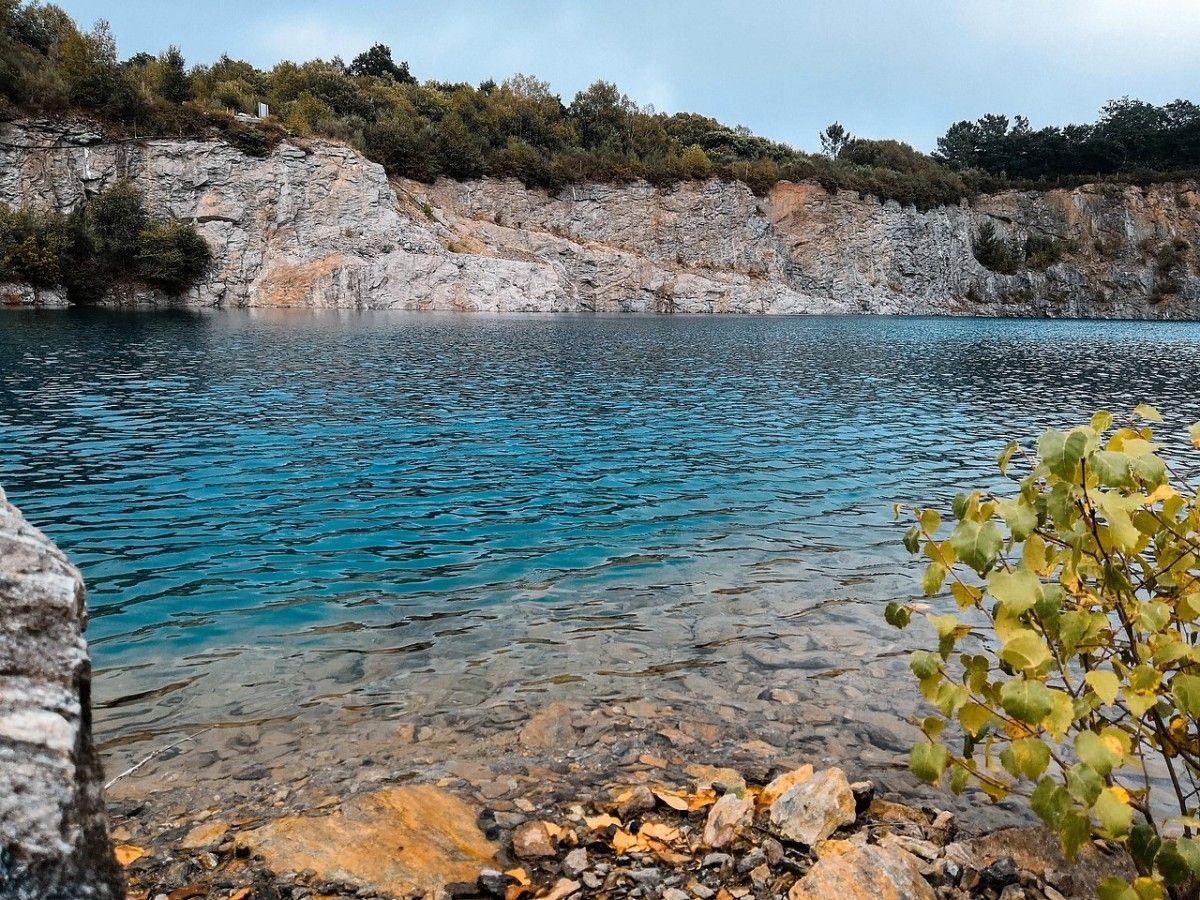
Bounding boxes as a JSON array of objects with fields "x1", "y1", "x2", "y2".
[
  {"x1": 736, "y1": 849, "x2": 766, "y2": 874},
  {"x1": 0, "y1": 489, "x2": 123, "y2": 899},
  {"x1": 477, "y1": 869, "x2": 511, "y2": 896},
  {"x1": 768, "y1": 766, "x2": 856, "y2": 846},
  {"x1": 701, "y1": 792, "x2": 754, "y2": 849},
  {"x1": 562, "y1": 847, "x2": 589, "y2": 878},
  {"x1": 626, "y1": 868, "x2": 661, "y2": 886}
]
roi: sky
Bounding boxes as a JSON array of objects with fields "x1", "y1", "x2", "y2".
[{"x1": 51, "y1": 0, "x2": 1200, "y2": 153}]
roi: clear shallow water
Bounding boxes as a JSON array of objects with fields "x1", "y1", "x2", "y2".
[{"x1": 4, "y1": 308, "x2": 1200, "y2": 764}]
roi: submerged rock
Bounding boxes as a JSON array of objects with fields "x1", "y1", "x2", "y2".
[
  {"x1": 0, "y1": 490, "x2": 123, "y2": 900},
  {"x1": 237, "y1": 785, "x2": 498, "y2": 896}
]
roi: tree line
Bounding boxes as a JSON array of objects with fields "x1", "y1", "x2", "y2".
[{"x1": 2, "y1": 0, "x2": 1198, "y2": 216}]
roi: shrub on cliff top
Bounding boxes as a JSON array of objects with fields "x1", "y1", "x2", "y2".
[{"x1": 890, "y1": 406, "x2": 1200, "y2": 899}]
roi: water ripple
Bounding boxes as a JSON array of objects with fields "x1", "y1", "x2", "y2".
[{"x1": 3, "y1": 308, "x2": 1200, "y2": 750}]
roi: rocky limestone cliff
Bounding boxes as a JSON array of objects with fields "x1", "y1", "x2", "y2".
[
  {"x1": 0, "y1": 488, "x2": 122, "y2": 899},
  {"x1": 2, "y1": 118, "x2": 1199, "y2": 317}
]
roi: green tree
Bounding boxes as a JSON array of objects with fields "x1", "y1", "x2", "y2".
[
  {"x1": 432, "y1": 112, "x2": 484, "y2": 178},
  {"x1": 86, "y1": 180, "x2": 146, "y2": 257},
  {"x1": 819, "y1": 121, "x2": 851, "y2": 158},
  {"x1": 156, "y1": 44, "x2": 190, "y2": 103},
  {"x1": 135, "y1": 222, "x2": 211, "y2": 293},
  {"x1": 347, "y1": 43, "x2": 415, "y2": 84}
]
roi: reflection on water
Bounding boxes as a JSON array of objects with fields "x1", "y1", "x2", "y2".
[{"x1": 3, "y1": 308, "x2": 1200, "y2": 784}]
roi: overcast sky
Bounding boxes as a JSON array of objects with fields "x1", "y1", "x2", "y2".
[{"x1": 52, "y1": 0, "x2": 1200, "y2": 153}]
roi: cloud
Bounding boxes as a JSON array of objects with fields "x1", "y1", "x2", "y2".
[
  {"x1": 250, "y1": 15, "x2": 375, "y2": 63},
  {"x1": 959, "y1": 0, "x2": 1200, "y2": 67}
]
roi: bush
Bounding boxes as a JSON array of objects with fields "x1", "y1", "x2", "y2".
[
  {"x1": 0, "y1": 204, "x2": 73, "y2": 285},
  {"x1": 0, "y1": 181, "x2": 210, "y2": 300},
  {"x1": 87, "y1": 180, "x2": 146, "y2": 256},
  {"x1": 680, "y1": 144, "x2": 713, "y2": 179},
  {"x1": 972, "y1": 220, "x2": 1019, "y2": 273},
  {"x1": 891, "y1": 406, "x2": 1200, "y2": 899},
  {"x1": 135, "y1": 222, "x2": 211, "y2": 293},
  {"x1": 1025, "y1": 232, "x2": 1068, "y2": 270},
  {"x1": 1153, "y1": 238, "x2": 1191, "y2": 296}
]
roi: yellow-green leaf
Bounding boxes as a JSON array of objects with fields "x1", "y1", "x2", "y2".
[
  {"x1": 1000, "y1": 677, "x2": 1053, "y2": 724},
  {"x1": 1002, "y1": 737, "x2": 1050, "y2": 780},
  {"x1": 910, "y1": 741, "x2": 948, "y2": 783},
  {"x1": 1000, "y1": 630, "x2": 1051, "y2": 672},
  {"x1": 951, "y1": 519, "x2": 1004, "y2": 575},
  {"x1": 1038, "y1": 428, "x2": 1088, "y2": 481},
  {"x1": 959, "y1": 702, "x2": 992, "y2": 737},
  {"x1": 1076, "y1": 730, "x2": 1122, "y2": 777},
  {"x1": 1133, "y1": 403, "x2": 1163, "y2": 423},
  {"x1": 1172, "y1": 673, "x2": 1200, "y2": 717},
  {"x1": 998, "y1": 440, "x2": 1019, "y2": 476},
  {"x1": 922, "y1": 562, "x2": 946, "y2": 596},
  {"x1": 987, "y1": 568, "x2": 1043, "y2": 616},
  {"x1": 1094, "y1": 787, "x2": 1133, "y2": 838},
  {"x1": 1085, "y1": 670, "x2": 1119, "y2": 706}
]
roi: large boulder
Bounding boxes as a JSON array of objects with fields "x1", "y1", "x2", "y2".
[
  {"x1": 238, "y1": 785, "x2": 499, "y2": 895},
  {"x1": 788, "y1": 842, "x2": 935, "y2": 900},
  {"x1": 768, "y1": 766, "x2": 856, "y2": 846},
  {"x1": 0, "y1": 490, "x2": 122, "y2": 899}
]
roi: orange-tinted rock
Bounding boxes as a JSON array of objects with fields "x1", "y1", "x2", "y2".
[
  {"x1": 178, "y1": 821, "x2": 229, "y2": 850},
  {"x1": 759, "y1": 765, "x2": 814, "y2": 808},
  {"x1": 788, "y1": 843, "x2": 935, "y2": 900},
  {"x1": 237, "y1": 786, "x2": 498, "y2": 896}
]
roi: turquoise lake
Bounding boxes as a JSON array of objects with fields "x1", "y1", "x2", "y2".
[{"x1": 4, "y1": 309, "x2": 1200, "y2": 769}]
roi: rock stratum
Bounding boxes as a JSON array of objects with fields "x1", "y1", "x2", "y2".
[
  {"x1": 2, "y1": 118, "x2": 1199, "y2": 317},
  {"x1": 0, "y1": 488, "x2": 122, "y2": 899}
]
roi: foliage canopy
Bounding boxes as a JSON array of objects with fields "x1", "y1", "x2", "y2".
[
  {"x1": 891, "y1": 407, "x2": 1200, "y2": 899},
  {"x1": 4, "y1": 2, "x2": 1198, "y2": 210}
]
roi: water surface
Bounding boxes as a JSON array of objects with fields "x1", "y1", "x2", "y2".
[{"x1": 3, "y1": 309, "x2": 1200, "y2": 780}]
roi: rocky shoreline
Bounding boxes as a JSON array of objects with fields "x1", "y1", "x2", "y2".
[{"x1": 116, "y1": 752, "x2": 1133, "y2": 900}]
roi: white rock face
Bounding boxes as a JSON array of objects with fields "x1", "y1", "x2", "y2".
[
  {"x1": 2, "y1": 118, "x2": 1198, "y2": 317},
  {"x1": 0, "y1": 489, "x2": 122, "y2": 899}
]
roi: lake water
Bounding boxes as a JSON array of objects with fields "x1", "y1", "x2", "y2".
[{"x1": 4, "y1": 308, "x2": 1200, "y2": 817}]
